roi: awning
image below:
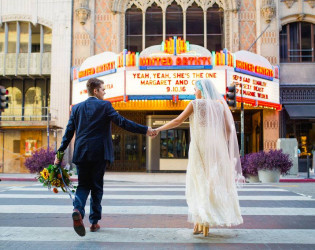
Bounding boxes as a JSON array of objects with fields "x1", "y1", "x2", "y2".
[{"x1": 285, "y1": 105, "x2": 315, "y2": 119}]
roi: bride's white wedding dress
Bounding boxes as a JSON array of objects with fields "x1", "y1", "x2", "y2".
[{"x1": 185, "y1": 98, "x2": 243, "y2": 227}]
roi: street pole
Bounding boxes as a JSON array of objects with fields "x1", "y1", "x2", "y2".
[
  {"x1": 240, "y1": 84, "x2": 244, "y2": 157},
  {"x1": 47, "y1": 111, "x2": 50, "y2": 151}
]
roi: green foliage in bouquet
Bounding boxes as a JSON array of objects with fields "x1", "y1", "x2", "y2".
[{"x1": 37, "y1": 151, "x2": 77, "y2": 194}]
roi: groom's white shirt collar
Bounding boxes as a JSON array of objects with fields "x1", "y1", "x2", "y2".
[{"x1": 89, "y1": 96, "x2": 98, "y2": 99}]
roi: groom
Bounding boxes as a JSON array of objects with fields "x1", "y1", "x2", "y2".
[{"x1": 54, "y1": 77, "x2": 156, "y2": 236}]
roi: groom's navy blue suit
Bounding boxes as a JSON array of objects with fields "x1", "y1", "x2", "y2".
[{"x1": 59, "y1": 96, "x2": 148, "y2": 224}]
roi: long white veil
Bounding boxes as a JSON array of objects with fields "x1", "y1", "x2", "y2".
[{"x1": 193, "y1": 79, "x2": 244, "y2": 186}]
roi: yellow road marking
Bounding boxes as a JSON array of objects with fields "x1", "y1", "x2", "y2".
[{"x1": 271, "y1": 185, "x2": 298, "y2": 187}]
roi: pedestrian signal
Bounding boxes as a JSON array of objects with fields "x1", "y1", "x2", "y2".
[
  {"x1": 0, "y1": 88, "x2": 9, "y2": 110},
  {"x1": 226, "y1": 85, "x2": 236, "y2": 108}
]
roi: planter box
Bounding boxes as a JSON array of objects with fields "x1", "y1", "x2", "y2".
[
  {"x1": 258, "y1": 169, "x2": 281, "y2": 183},
  {"x1": 246, "y1": 175, "x2": 259, "y2": 183}
]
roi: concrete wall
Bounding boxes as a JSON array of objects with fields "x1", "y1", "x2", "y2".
[
  {"x1": 280, "y1": 63, "x2": 315, "y2": 84},
  {"x1": 0, "y1": 0, "x2": 73, "y2": 130}
]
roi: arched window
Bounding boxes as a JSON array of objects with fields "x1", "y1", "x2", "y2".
[
  {"x1": 124, "y1": 2, "x2": 224, "y2": 51},
  {"x1": 145, "y1": 3, "x2": 162, "y2": 48},
  {"x1": 186, "y1": 2, "x2": 203, "y2": 46},
  {"x1": 125, "y1": 5, "x2": 142, "y2": 52},
  {"x1": 166, "y1": 1, "x2": 183, "y2": 39},
  {"x1": 1, "y1": 79, "x2": 23, "y2": 120},
  {"x1": 280, "y1": 22, "x2": 315, "y2": 62},
  {"x1": 207, "y1": 4, "x2": 224, "y2": 52}
]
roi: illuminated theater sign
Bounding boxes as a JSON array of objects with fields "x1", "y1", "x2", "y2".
[{"x1": 72, "y1": 37, "x2": 281, "y2": 110}]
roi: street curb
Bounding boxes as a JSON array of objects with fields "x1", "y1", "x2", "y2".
[{"x1": 280, "y1": 179, "x2": 315, "y2": 183}]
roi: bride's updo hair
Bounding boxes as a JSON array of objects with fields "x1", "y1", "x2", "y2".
[{"x1": 195, "y1": 79, "x2": 220, "y2": 100}]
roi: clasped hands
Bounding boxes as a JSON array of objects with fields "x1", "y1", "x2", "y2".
[{"x1": 146, "y1": 127, "x2": 159, "y2": 138}]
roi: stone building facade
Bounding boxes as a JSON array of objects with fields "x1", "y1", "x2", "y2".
[
  {"x1": 1, "y1": 0, "x2": 314, "y2": 173},
  {"x1": 0, "y1": 0, "x2": 72, "y2": 173},
  {"x1": 71, "y1": 0, "x2": 298, "y2": 172}
]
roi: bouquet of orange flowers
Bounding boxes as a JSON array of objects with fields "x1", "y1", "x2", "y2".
[{"x1": 37, "y1": 151, "x2": 76, "y2": 194}]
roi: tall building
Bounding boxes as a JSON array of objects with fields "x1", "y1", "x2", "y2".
[
  {"x1": 1, "y1": 0, "x2": 314, "y2": 173},
  {"x1": 278, "y1": 0, "x2": 315, "y2": 158},
  {"x1": 71, "y1": 0, "x2": 297, "y2": 172},
  {"x1": 0, "y1": 0, "x2": 72, "y2": 173}
]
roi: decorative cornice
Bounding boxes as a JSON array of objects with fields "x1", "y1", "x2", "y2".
[
  {"x1": 280, "y1": 14, "x2": 315, "y2": 26},
  {"x1": 280, "y1": 85, "x2": 315, "y2": 104},
  {"x1": 1, "y1": 15, "x2": 52, "y2": 28},
  {"x1": 261, "y1": 0, "x2": 276, "y2": 23},
  {"x1": 76, "y1": 0, "x2": 91, "y2": 25},
  {"x1": 2, "y1": 14, "x2": 32, "y2": 23},
  {"x1": 281, "y1": 0, "x2": 297, "y2": 8}
]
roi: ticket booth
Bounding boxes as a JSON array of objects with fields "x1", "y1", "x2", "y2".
[{"x1": 146, "y1": 115, "x2": 190, "y2": 172}]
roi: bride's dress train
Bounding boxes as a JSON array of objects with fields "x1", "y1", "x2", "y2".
[{"x1": 185, "y1": 99, "x2": 243, "y2": 228}]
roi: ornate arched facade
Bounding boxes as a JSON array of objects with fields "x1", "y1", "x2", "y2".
[{"x1": 110, "y1": 0, "x2": 240, "y2": 52}]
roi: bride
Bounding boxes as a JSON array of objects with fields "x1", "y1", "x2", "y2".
[{"x1": 154, "y1": 79, "x2": 244, "y2": 236}]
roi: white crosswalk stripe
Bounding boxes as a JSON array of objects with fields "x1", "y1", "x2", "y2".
[
  {"x1": 0, "y1": 205, "x2": 315, "y2": 215},
  {"x1": 0, "y1": 227, "x2": 315, "y2": 244},
  {"x1": 0, "y1": 182, "x2": 314, "y2": 247},
  {"x1": 8, "y1": 187, "x2": 290, "y2": 192},
  {"x1": 0, "y1": 193, "x2": 311, "y2": 200}
]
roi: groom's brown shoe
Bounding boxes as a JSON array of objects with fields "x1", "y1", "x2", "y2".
[
  {"x1": 90, "y1": 223, "x2": 100, "y2": 232},
  {"x1": 72, "y1": 209, "x2": 86, "y2": 236}
]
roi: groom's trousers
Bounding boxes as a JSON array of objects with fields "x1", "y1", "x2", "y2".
[{"x1": 73, "y1": 159, "x2": 109, "y2": 224}]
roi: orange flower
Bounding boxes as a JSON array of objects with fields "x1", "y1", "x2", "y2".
[
  {"x1": 57, "y1": 174, "x2": 62, "y2": 179},
  {"x1": 53, "y1": 188, "x2": 58, "y2": 193}
]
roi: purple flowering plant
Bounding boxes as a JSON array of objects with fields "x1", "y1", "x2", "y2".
[
  {"x1": 24, "y1": 148, "x2": 64, "y2": 173},
  {"x1": 241, "y1": 149, "x2": 292, "y2": 176},
  {"x1": 264, "y1": 149, "x2": 292, "y2": 174},
  {"x1": 241, "y1": 152, "x2": 263, "y2": 177}
]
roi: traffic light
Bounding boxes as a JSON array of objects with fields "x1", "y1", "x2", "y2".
[
  {"x1": 0, "y1": 88, "x2": 9, "y2": 110},
  {"x1": 226, "y1": 85, "x2": 236, "y2": 108}
]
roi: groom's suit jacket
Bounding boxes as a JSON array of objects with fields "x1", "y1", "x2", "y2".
[{"x1": 58, "y1": 97, "x2": 148, "y2": 164}]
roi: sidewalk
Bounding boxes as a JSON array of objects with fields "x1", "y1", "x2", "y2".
[{"x1": 0, "y1": 172, "x2": 315, "y2": 183}]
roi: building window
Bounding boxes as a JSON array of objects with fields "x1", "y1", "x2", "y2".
[
  {"x1": 125, "y1": 5, "x2": 142, "y2": 52},
  {"x1": 43, "y1": 26, "x2": 52, "y2": 52},
  {"x1": 166, "y1": 1, "x2": 183, "y2": 39},
  {"x1": 207, "y1": 4, "x2": 224, "y2": 52},
  {"x1": 125, "y1": 2, "x2": 224, "y2": 51},
  {"x1": 0, "y1": 78, "x2": 50, "y2": 121},
  {"x1": 0, "y1": 22, "x2": 51, "y2": 54},
  {"x1": 31, "y1": 24, "x2": 40, "y2": 52},
  {"x1": 145, "y1": 3, "x2": 162, "y2": 48},
  {"x1": 20, "y1": 22, "x2": 29, "y2": 53},
  {"x1": 0, "y1": 25, "x2": 4, "y2": 52},
  {"x1": 186, "y1": 2, "x2": 203, "y2": 47},
  {"x1": 8, "y1": 22, "x2": 17, "y2": 53},
  {"x1": 160, "y1": 129, "x2": 189, "y2": 159},
  {"x1": 280, "y1": 22, "x2": 315, "y2": 62}
]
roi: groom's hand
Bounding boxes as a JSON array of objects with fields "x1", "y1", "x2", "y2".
[
  {"x1": 146, "y1": 127, "x2": 157, "y2": 137},
  {"x1": 54, "y1": 155, "x2": 60, "y2": 165}
]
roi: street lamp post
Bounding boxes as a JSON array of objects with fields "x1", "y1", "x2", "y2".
[
  {"x1": 240, "y1": 84, "x2": 244, "y2": 157},
  {"x1": 47, "y1": 111, "x2": 50, "y2": 151}
]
